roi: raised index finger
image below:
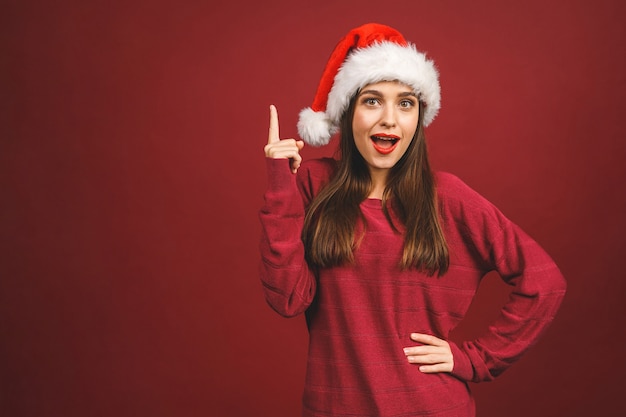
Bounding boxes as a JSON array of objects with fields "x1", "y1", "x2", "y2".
[{"x1": 268, "y1": 104, "x2": 280, "y2": 144}]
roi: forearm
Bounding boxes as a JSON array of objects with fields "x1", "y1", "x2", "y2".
[{"x1": 259, "y1": 158, "x2": 316, "y2": 317}]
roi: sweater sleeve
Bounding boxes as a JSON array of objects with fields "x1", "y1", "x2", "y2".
[
  {"x1": 258, "y1": 158, "x2": 317, "y2": 318},
  {"x1": 439, "y1": 174, "x2": 567, "y2": 383}
]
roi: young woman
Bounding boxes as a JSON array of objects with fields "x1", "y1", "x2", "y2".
[{"x1": 259, "y1": 23, "x2": 566, "y2": 417}]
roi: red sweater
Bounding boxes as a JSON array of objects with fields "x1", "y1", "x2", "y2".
[{"x1": 259, "y1": 158, "x2": 566, "y2": 417}]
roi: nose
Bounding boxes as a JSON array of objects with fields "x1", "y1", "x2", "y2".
[{"x1": 380, "y1": 105, "x2": 396, "y2": 128}]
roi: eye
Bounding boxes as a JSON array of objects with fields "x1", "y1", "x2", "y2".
[
  {"x1": 399, "y1": 99, "x2": 415, "y2": 109},
  {"x1": 362, "y1": 97, "x2": 380, "y2": 106}
]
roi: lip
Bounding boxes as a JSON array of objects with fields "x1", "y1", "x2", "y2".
[{"x1": 370, "y1": 133, "x2": 400, "y2": 155}]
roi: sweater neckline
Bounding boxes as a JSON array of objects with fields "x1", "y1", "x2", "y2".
[{"x1": 361, "y1": 198, "x2": 384, "y2": 209}]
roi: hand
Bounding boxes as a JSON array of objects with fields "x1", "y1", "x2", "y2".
[
  {"x1": 403, "y1": 333, "x2": 454, "y2": 373},
  {"x1": 264, "y1": 105, "x2": 305, "y2": 174}
]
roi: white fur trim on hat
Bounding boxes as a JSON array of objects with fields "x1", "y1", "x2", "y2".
[
  {"x1": 298, "y1": 41, "x2": 441, "y2": 146},
  {"x1": 328, "y1": 41, "x2": 440, "y2": 128}
]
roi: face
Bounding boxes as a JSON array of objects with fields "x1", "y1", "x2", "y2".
[{"x1": 351, "y1": 81, "x2": 420, "y2": 180}]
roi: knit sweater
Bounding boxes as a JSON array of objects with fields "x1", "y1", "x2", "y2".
[{"x1": 259, "y1": 158, "x2": 566, "y2": 417}]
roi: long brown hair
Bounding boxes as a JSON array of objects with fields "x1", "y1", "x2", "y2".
[{"x1": 302, "y1": 96, "x2": 449, "y2": 276}]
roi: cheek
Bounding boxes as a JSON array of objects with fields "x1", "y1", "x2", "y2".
[
  {"x1": 351, "y1": 117, "x2": 371, "y2": 153},
  {"x1": 399, "y1": 119, "x2": 418, "y2": 154},
  {"x1": 401, "y1": 138, "x2": 414, "y2": 155},
  {"x1": 401, "y1": 114, "x2": 419, "y2": 134},
  {"x1": 351, "y1": 112, "x2": 367, "y2": 135}
]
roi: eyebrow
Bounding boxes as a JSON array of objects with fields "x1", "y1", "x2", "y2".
[{"x1": 358, "y1": 89, "x2": 418, "y2": 98}]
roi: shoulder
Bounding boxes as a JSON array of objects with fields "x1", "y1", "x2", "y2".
[
  {"x1": 435, "y1": 171, "x2": 486, "y2": 205},
  {"x1": 298, "y1": 157, "x2": 337, "y2": 181},
  {"x1": 435, "y1": 171, "x2": 504, "y2": 226},
  {"x1": 296, "y1": 157, "x2": 337, "y2": 203}
]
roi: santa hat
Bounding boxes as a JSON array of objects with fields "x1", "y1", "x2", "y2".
[{"x1": 297, "y1": 23, "x2": 441, "y2": 147}]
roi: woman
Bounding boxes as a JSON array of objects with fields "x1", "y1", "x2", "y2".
[{"x1": 259, "y1": 23, "x2": 565, "y2": 417}]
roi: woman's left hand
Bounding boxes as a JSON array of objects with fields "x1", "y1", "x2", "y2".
[{"x1": 403, "y1": 333, "x2": 454, "y2": 373}]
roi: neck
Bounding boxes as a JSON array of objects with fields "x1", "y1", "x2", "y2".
[{"x1": 368, "y1": 169, "x2": 388, "y2": 199}]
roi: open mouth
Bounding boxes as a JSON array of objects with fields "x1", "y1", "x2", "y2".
[{"x1": 370, "y1": 134, "x2": 400, "y2": 154}]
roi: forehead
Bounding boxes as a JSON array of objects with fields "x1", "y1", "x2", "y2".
[{"x1": 359, "y1": 80, "x2": 416, "y2": 95}]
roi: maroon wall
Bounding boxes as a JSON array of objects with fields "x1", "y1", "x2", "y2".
[{"x1": 2, "y1": 1, "x2": 625, "y2": 416}]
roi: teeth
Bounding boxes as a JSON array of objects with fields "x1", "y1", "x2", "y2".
[{"x1": 372, "y1": 136, "x2": 397, "y2": 142}]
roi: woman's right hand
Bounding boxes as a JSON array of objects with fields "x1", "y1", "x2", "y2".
[{"x1": 264, "y1": 105, "x2": 305, "y2": 174}]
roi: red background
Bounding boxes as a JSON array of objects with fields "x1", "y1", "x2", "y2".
[{"x1": 2, "y1": 0, "x2": 625, "y2": 416}]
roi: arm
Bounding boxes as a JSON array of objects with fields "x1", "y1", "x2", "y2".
[
  {"x1": 404, "y1": 175, "x2": 566, "y2": 381},
  {"x1": 258, "y1": 105, "x2": 316, "y2": 317},
  {"x1": 449, "y1": 215, "x2": 567, "y2": 382},
  {"x1": 444, "y1": 176, "x2": 567, "y2": 382}
]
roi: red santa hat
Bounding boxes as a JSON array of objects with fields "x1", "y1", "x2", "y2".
[{"x1": 297, "y1": 23, "x2": 441, "y2": 146}]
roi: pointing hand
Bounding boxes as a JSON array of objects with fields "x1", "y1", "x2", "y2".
[{"x1": 264, "y1": 105, "x2": 305, "y2": 174}]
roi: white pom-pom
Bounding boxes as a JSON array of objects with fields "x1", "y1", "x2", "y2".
[{"x1": 297, "y1": 108, "x2": 335, "y2": 146}]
